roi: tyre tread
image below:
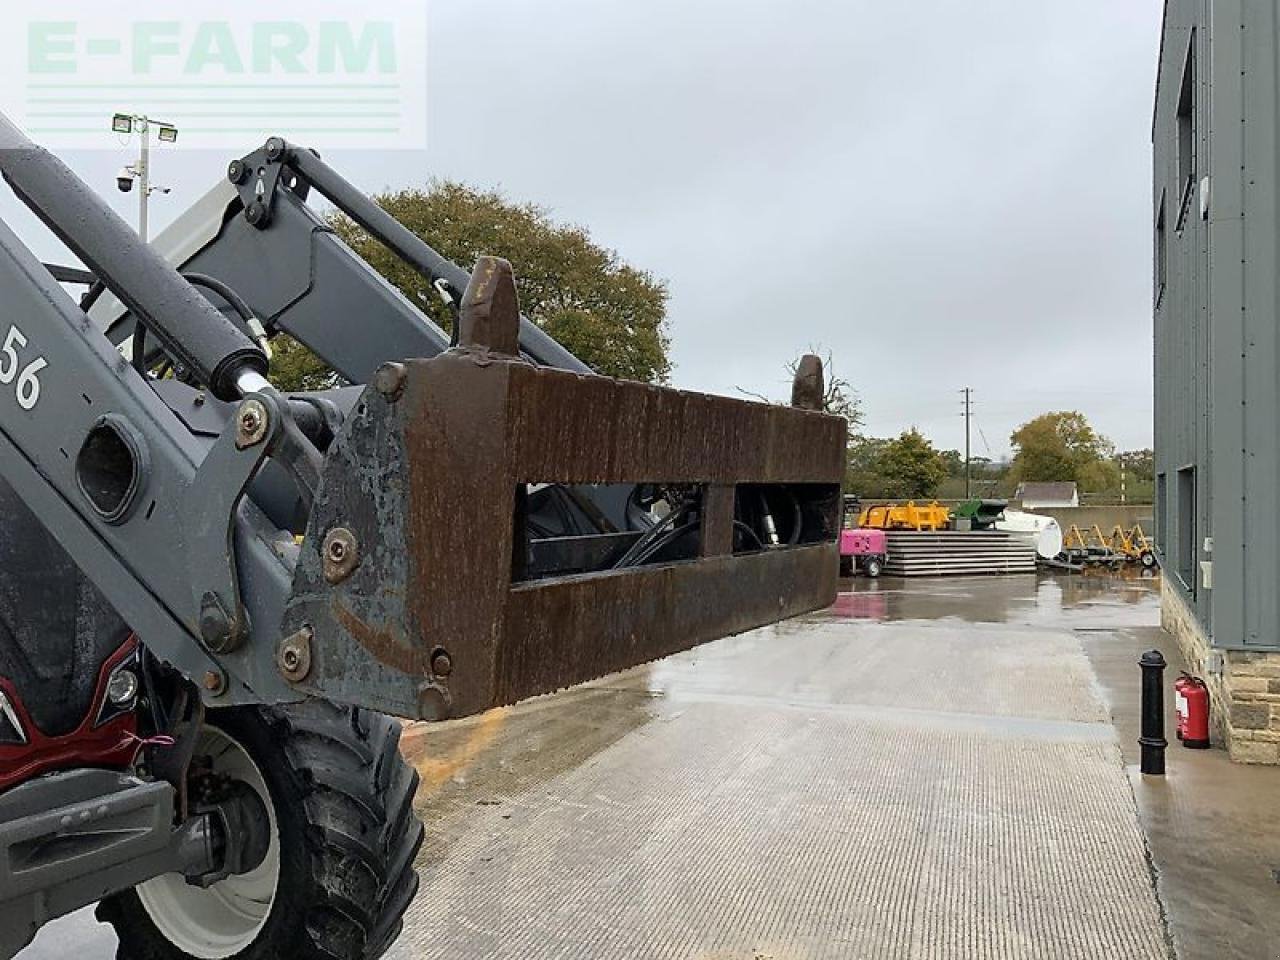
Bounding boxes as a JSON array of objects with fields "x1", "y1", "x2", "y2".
[{"x1": 98, "y1": 701, "x2": 423, "y2": 960}]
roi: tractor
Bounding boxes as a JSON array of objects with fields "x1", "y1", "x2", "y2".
[{"x1": 0, "y1": 118, "x2": 845, "y2": 959}]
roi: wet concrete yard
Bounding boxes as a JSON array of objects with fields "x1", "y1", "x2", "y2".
[
  {"x1": 23, "y1": 572, "x2": 1280, "y2": 958},
  {"x1": 381, "y1": 571, "x2": 1280, "y2": 960}
]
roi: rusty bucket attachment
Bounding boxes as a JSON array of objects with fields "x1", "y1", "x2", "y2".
[{"x1": 279, "y1": 258, "x2": 847, "y2": 721}]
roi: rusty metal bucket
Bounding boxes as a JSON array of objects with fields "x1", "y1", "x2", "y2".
[{"x1": 278, "y1": 259, "x2": 847, "y2": 721}]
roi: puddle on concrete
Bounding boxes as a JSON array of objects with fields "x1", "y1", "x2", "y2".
[{"x1": 825, "y1": 569, "x2": 1161, "y2": 629}]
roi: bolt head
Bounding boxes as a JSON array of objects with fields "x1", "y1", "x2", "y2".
[
  {"x1": 228, "y1": 160, "x2": 248, "y2": 185},
  {"x1": 202, "y1": 671, "x2": 224, "y2": 693},
  {"x1": 321, "y1": 528, "x2": 360, "y2": 584},
  {"x1": 277, "y1": 625, "x2": 314, "y2": 682},
  {"x1": 431, "y1": 650, "x2": 453, "y2": 677},
  {"x1": 245, "y1": 202, "x2": 268, "y2": 227},
  {"x1": 373, "y1": 362, "x2": 408, "y2": 401},
  {"x1": 235, "y1": 398, "x2": 270, "y2": 449}
]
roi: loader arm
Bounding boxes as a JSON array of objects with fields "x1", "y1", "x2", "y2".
[{"x1": 0, "y1": 119, "x2": 845, "y2": 722}]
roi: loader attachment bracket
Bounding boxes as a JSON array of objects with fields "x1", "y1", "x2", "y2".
[
  {"x1": 182, "y1": 393, "x2": 282, "y2": 654},
  {"x1": 279, "y1": 258, "x2": 846, "y2": 721}
]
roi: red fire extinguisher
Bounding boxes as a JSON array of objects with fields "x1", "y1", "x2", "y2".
[
  {"x1": 1174, "y1": 673, "x2": 1191, "y2": 740},
  {"x1": 1176, "y1": 673, "x2": 1211, "y2": 750}
]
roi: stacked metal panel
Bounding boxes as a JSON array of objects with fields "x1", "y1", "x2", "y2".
[{"x1": 882, "y1": 531, "x2": 1037, "y2": 577}]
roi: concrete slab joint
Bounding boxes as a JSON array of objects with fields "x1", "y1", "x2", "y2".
[{"x1": 1162, "y1": 578, "x2": 1280, "y2": 763}]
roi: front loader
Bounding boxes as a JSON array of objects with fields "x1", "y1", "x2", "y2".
[{"x1": 0, "y1": 117, "x2": 845, "y2": 960}]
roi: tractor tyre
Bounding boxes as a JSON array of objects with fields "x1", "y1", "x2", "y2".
[{"x1": 97, "y1": 700, "x2": 423, "y2": 960}]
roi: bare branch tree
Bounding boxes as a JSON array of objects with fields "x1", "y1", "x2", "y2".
[{"x1": 735, "y1": 348, "x2": 863, "y2": 440}]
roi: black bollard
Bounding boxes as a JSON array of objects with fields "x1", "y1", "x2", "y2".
[{"x1": 1139, "y1": 650, "x2": 1168, "y2": 775}]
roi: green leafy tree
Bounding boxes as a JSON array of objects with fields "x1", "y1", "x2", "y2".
[
  {"x1": 1118, "y1": 448, "x2": 1156, "y2": 503},
  {"x1": 1122, "y1": 448, "x2": 1155, "y2": 484},
  {"x1": 1079, "y1": 459, "x2": 1122, "y2": 496},
  {"x1": 336, "y1": 182, "x2": 670, "y2": 381},
  {"x1": 269, "y1": 335, "x2": 340, "y2": 392},
  {"x1": 847, "y1": 430, "x2": 951, "y2": 500},
  {"x1": 1009, "y1": 411, "x2": 1114, "y2": 487},
  {"x1": 877, "y1": 428, "x2": 950, "y2": 499},
  {"x1": 846, "y1": 435, "x2": 891, "y2": 497},
  {"x1": 270, "y1": 180, "x2": 671, "y2": 391},
  {"x1": 1078, "y1": 449, "x2": 1155, "y2": 503},
  {"x1": 939, "y1": 449, "x2": 964, "y2": 478}
]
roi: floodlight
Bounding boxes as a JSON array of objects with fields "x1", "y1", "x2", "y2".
[{"x1": 111, "y1": 114, "x2": 133, "y2": 134}]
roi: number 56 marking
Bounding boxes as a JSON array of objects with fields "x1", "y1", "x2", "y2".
[{"x1": 0, "y1": 325, "x2": 48, "y2": 411}]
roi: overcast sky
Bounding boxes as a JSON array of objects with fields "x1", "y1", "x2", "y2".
[{"x1": 0, "y1": 0, "x2": 1163, "y2": 458}]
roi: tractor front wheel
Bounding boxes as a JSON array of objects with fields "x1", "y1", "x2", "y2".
[{"x1": 98, "y1": 700, "x2": 423, "y2": 960}]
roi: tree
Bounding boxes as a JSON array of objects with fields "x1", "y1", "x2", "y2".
[
  {"x1": 788, "y1": 349, "x2": 865, "y2": 438},
  {"x1": 1121, "y1": 448, "x2": 1155, "y2": 486},
  {"x1": 1009, "y1": 411, "x2": 1114, "y2": 486},
  {"x1": 939, "y1": 449, "x2": 964, "y2": 478},
  {"x1": 846, "y1": 435, "x2": 891, "y2": 497},
  {"x1": 337, "y1": 182, "x2": 669, "y2": 380},
  {"x1": 270, "y1": 335, "x2": 340, "y2": 392},
  {"x1": 742, "y1": 349, "x2": 865, "y2": 439},
  {"x1": 1076, "y1": 449, "x2": 1155, "y2": 504},
  {"x1": 846, "y1": 429, "x2": 952, "y2": 500},
  {"x1": 270, "y1": 180, "x2": 672, "y2": 392},
  {"x1": 1118, "y1": 448, "x2": 1155, "y2": 503},
  {"x1": 1079, "y1": 459, "x2": 1122, "y2": 496},
  {"x1": 877, "y1": 428, "x2": 950, "y2": 499}
]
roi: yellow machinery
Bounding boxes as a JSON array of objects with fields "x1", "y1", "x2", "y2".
[
  {"x1": 1062, "y1": 524, "x2": 1115, "y2": 563},
  {"x1": 1109, "y1": 524, "x2": 1158, "y2": 568},
  {"x1": 1062, "y1": 524, "x2": 1087, "y2": 554},
  {"x1": 1063, "y1": 523, "x2": 1158, "y2": 568},
  {"x1": 858, "y1": 501, "x2": 951, "y2": 532}
]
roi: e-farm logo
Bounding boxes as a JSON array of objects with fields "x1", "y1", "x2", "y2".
[{"x1": 2, "y1": 3, "x2": 427, "y2": 149}]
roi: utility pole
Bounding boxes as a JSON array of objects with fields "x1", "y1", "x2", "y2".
[{"x1": 961, "y1": 387, "x2": 974, "y2": 499}]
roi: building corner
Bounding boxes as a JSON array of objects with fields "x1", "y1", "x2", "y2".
[{"x1": 1161, "y1": 579, "x2": 1280, "y2": 764}]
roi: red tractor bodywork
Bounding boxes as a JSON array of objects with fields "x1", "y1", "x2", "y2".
[{"x1": 0, "y1": 638, "x2": 140, "y2": 795}]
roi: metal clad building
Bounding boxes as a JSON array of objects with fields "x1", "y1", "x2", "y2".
[{"x1": 1154, "y1": 1, "x2": 1280, "y2": 652}]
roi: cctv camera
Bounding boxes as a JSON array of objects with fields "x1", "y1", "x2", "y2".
[{"x1": 117, "y1": 168, "x2": 135, "y2": 193}]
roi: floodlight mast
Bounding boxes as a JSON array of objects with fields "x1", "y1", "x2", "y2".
[{"x1": 111, "y1": 113, "x2": 178, "y2": 242}]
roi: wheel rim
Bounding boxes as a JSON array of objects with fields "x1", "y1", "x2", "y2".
[{"x1": 137, "y1": 725, "x2": 281, "y2": 959}]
